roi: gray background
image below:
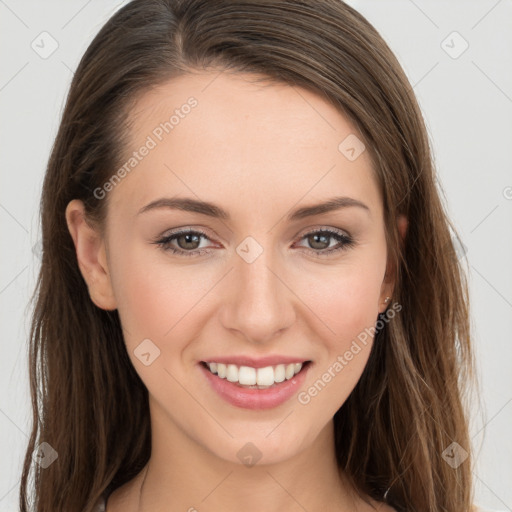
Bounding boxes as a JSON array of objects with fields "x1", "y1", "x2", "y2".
[{"x1": 1, "y1": 0, "x2": 511, "y2": 510}]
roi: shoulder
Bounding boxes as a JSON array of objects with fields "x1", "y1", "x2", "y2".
[
  {"x1": 473, "y1": 507, "x2": 508, "y2": 512},
  {"x1": 91, "y1": 495, "x2": 106, "y2": 512},
  {"x1": 90, "y1": 496, "x2": 506, "y2": 512}
]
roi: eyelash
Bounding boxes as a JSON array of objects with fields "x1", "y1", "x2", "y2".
[{"x1": 153, "y1": 227, "x2": 355, "y2": 258}]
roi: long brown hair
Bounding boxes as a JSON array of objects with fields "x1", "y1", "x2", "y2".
[{"x1": 20, "y1": 1, "x2": 474, "y2": 511}]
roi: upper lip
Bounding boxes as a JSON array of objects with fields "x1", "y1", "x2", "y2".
[{"x1": 200, "y1": 355, "x2": 311, "y2": 368}]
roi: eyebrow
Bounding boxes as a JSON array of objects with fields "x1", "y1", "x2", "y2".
[{"x1": 137, "y1": 196, "x2": 370, "y2": 221}]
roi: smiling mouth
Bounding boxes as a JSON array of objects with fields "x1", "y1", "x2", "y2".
[{"x1": 200, "y1": 360, "x2": 312, "y2": 389}]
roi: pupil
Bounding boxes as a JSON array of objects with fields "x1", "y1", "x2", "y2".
[
  {"x1": 180, "y1": 234, "x2": 199, "y2": 249},
  {"x1": 310, "y1": 233, "x2": 329, "y2": 250}
]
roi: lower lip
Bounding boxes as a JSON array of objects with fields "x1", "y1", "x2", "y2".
[{"x1": 199, "y1": 362, "x2": 312, "y2": 410}]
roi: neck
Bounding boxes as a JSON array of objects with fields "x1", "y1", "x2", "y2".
[{"x1": 128, "y1": 402, "x2": 358, "y2": 512}]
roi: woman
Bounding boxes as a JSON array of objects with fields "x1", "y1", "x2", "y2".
[{"x1": 20, "y1": 1, "x2": 484, "y2": 511}]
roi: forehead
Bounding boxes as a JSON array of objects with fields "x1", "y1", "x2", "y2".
[{"x1": 107, "y1": 70, "x2": 381, "y2": 224}]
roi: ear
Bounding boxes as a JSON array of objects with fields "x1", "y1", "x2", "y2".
[
  {"x1": 378, "y1": 214, "x2": 408, "y2": 313},
  {"x1": 65, "y1": 199, "x2": 117, "y2": 311}
]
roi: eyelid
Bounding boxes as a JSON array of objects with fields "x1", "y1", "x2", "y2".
[
  {"x1": 295, "y1": 224, "x2": 352, "y2": 240},
  {"x1": 155, "y1": 224, "x2": 351, "y2": 245},
  {"x1": 156, "y1": 225, "x2": 219, "y2": 243},
  {"x1": 153, "y1": 224, "x2": 356, "y2": 259}
]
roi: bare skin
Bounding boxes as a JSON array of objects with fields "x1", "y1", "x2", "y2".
[{"x1": 66, "y1": 70, "x2": 406, "y2": 512}]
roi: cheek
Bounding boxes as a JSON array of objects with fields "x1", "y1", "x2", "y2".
[
  {"x1": 297, "y1": 262, "x2": 383, "y2": 346},
  {"x1": 109, "y1": 227, "x2": 385, "y2": 357},
  {"x1": 110, "y1": 257, "x2": 166, "y2": 338},
  {"x1": 108, "y1": 242, "x2": 181, "y2": 344},
  {"x1": 296, "y1": 270, "x2": 381, "y2": 415},
  {"x1": 109, "y1": 243, "x2": 217, "y2": 359}
]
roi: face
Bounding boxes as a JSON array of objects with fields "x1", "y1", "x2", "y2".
[{"x1": 68, "y1": 70, "x2": 401, "y2": 466}]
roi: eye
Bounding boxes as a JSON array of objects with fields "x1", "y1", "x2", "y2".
[
  {"x1": 294, "y1": 228, "x2": 355, "y2": 256},
  {"x1": 153, "y1": 228, "x2": 213, "y2": 258},
  {"x1": 153, "y1": 227, "x2": 355, "y2": 258}
]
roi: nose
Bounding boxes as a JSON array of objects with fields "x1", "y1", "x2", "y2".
[{"x1": 220, "y1": 244, "x2": 296, "y2": 345}]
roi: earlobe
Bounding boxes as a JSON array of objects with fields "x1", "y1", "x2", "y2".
[
  {"x1": 378, "y1": 214, "x2": 408, "y2": 313},
  {"x1": 65, "y1": 199, "x2": 117, "y2": 311},
  {"x1": 397, "y1": 214, "x2": 408, "y2": 244},
  {"x1": 378, "y1": 267, "x2": 395, "y2": 314}
]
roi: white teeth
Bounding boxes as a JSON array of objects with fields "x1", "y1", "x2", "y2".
[
  {"x1": 216, "y1": 363, "x2": 226, "y2": 378},
  {"x1": 256, "y1": 366, "x2": 274, "y2": 386},
  {"x1": 238, "y1": 366, "x2": 256, "y2": 385},
  {"x1": 226, "y1": 364, "x2": 238, "y2": 382},
  {"x1": 274, "y1": 364, "x2": 286, "y2": 383},
  {"x1": 204, "y1": 361, "x2": 305, "y2": 387}
]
